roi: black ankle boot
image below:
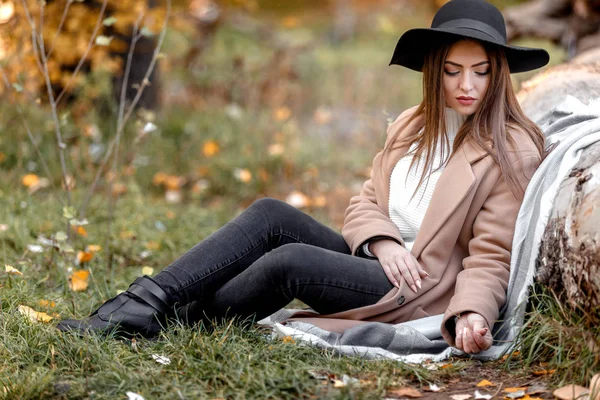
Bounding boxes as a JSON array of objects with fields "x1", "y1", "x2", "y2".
[{"x1": 57, "y1": 276, "x2": 174, "y2": 338}]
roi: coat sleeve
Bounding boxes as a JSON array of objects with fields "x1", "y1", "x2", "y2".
[
  {"x1": 341, "y1": 107, "x2": 419, "y2": 255},
  {"x1": 441, "y1": 153, "x2": 541, "y2": 345}
]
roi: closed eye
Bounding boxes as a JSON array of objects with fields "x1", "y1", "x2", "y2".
[
  {"x1": 444, "y1": 70, "x2": 459, "y2": 76},
  {"x1": 475, "y1": 70, "x2": 490, "y2": 76}
]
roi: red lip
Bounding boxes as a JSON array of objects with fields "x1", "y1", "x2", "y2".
[{"x1": 457, "y1": 96, "x2": 475, "y2": 100}]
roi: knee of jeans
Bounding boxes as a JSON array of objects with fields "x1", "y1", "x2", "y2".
[
  {"x1": 247, "y1": 197, "x2": 291, "y2": 218},
  {"x1": 259, "y1": 243, "x2": 312, "y2": 282}
]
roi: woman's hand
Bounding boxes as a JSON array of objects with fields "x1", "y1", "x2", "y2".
[
  {"x1": 369, "y1": 239, "x2": 428, "y2": 293},
  {"x1": 455, "y1": 312, "x2": 493, "y2": 354}
]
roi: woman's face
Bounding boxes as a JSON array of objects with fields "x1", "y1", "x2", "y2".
[{"x1": 443, "y1": 40, "x2": 490, "y2": 116}]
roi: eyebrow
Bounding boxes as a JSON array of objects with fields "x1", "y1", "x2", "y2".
[{"x1": 444, "y1": 60, "x2": 490, "y2": 67}]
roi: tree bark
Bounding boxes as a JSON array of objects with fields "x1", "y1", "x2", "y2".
[
  {"x1": 504, "y1": 0, "x2": 600, "y2": 58},
  {"x1": 517, "y1": 55, "x2": 600, "y2": 322}
]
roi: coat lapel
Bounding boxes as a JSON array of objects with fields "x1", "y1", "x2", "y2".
[{"x1": 410, "y1": 139, "x2": 489, "y2": 258}]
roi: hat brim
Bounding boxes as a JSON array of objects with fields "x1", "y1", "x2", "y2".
[{"x1": 390, "y1": 28, "x2": 550, "y2": 73}]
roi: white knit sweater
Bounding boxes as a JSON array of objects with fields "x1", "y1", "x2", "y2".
[{"x1": 364, "y1": 108, "x2": 467, "y2": 255}]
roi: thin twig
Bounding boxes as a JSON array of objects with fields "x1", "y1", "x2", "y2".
[
  {"x1": 19, "y1": 0, "x2": 72, "y2": 207},
  {"x1": 19, "y1": 0, "x2": 44, "y2": 74},
  {"x1": 46, "y1": 0, "x2": 73, "y2": 58},
  {"x1": 105, "y1": 13, "x2": 144, "y2": 274},
  {"x1": 46, "y1": 0, "x2": 72, "y2": 59},
  {"x1": 55, "y1": 0, "x2": 108, "y2": 105},
  {"x1": 79, "y1": 0, "x2": 171, "y2": 218}
]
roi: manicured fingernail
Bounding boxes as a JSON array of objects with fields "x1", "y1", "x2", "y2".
[
  {"x1": 416, "y1": 280, "x2": 422, "y2": 289},
  {"x1": 424, "y1": 271, "x2": 430, "y2": 276},
  {"x1": 411, "y1": 285, "x2": 417, "y2": 293},
  {"x1": 394, "y1": 281, "x2": 400, "y2": 288}
]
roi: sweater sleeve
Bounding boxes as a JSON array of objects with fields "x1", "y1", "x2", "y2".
[{"x1": 441, "y1": 153, "x2": 541, "y2": 345}]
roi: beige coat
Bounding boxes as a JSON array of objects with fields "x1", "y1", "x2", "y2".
[{"x1": 293, "y1": 106, "x2": 541, "y2": 345}]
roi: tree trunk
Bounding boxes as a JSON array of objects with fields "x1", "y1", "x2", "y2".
[
  {"x1": 504, "y1": 0, "x2": 600, "y2": 58},
  {"x1": 517, "y1": 53, "x2": 600, "y2": 322}
]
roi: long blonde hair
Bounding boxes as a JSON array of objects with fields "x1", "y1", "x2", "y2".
[{"x1": 383, "y1": 39, "x2": 545, "y2": 199}]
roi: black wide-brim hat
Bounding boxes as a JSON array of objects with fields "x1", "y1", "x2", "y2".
[{"x1": 390, "y1": 0, "x2": 549, "y2": 73}]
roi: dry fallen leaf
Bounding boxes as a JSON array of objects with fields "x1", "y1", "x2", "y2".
[
  {"x1": 553, "y1": 384, "x2": 589, "y2": 400},
  {"x1": 22, "y1": 174, "x2": 40, "y2": 187},
  {"x1": 476, "y1": 380, "x2": 495, "y2": 387},
  {"x1": 18, "y1": 305, "x2": 53, "y2": 323},
  {"x1": 152, "y1": 354, "x2": 171, "y2": 365},
  {"x1": 505, "y1": 390, "x2": 527, "y2": 399},
  {"x1": 142, "y1": 266, "x2": 154, "y2": 276},
  {"x1": 38, "y1": 299, "x2": 56, "y2": 308},
  {"x1": 145, "y1": 241, "x2": 160, "y2": 251},
  {"x1": 273, "y1": 106, "x2": 291, "y2": 122},
  {"x1": 532, "y1": 369, "x2": 556, "y2": 376},
  {"x1": 474, "y1": 390, "x2": 492, "y2": 400},
  {"x1": 387, "y1": 387, "x2": 423, "y2": 398},
  {"x1": 424, "y1": 384, "x2": 442, "y2": 392},
  {"x1": 126, "y1": 392, "x2": 145, "y2": 400},
  {"x1": 87, "y1": 244, "x2": 102, "y2": 252},
  {"x1": 450, "y1": 394, "x2": 472, "y2": 400},
  {"x1": 281, "y1": 336, "x2": 296, "y2": 344},
  {"x1": 202, "y1": 140, "x2": 220, "y2": 157},
  {"x1": 504, "y1": 387, "x2": 528, "y2": 393},
  {"x1": 69, "y1": 270, "x2": 90, "y2": 292},
  {"x1": 285, "y1": 191, "x2": 310, "y2": 208},
  {"x1": 5, "y1": 264, "x2": 23, "y2": 276},
  {"x1": 77, "y1": 251, "x2": 94, "y2": 264},
  {"x1": 233, "y1": 168, "x2": 252, "y2": 183}
]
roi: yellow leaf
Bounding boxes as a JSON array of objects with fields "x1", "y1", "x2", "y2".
[
  {"x1": 145, "y1": 241, "x2": 160, "y2": 251},
  {"x1": 273, "y1": 106, "x2": 291, "y2": 122},
  {"x1": 152, "y1": 172, "x2": 167, "y2": 186},
  {"x1": 202, "y1": 140, "x2": 220, "y2": 157},
  {"x1": 87, "y1": 244, "x2": 102, "y2": 252},
  {"x1": 267, "y1": 143, "x2": 284, "y2": 157},
  {"x1": 234, "y1": 168, "x2": 252, "y2": 183},
  {"x1": 77, "y1": 251, "x2": 94, "y2": 264},
  {"x1": 5, "y1": 264, "x2": 22, "y2": 275},
  {"x1": 18, "y1": 305, "x2": 53, "y2": 323},
  {"x1": 141, "y1": 266, "x2": 154, "y2": 276},
  {"x1": 476, "y1": 380, "x2": 495, "y2": 387},
  {"x1": 120, "y1": 230, "x2": 135, "y2": 239},
  {"x1": 532, "y1": 369, "x2": 556, "y2": 376},
  {"x1": 68, "y1": 270, "x2": 90, "y2": 292},
  {"x1": 38, "y1": 299, "x2": 56, "y2": 308},
  {"x1": 504, "y1": 387, "x2": 528, "y2": 393},
  {"x1": 281, "y1": 336, "x2": 296, "y2": 344},
  {"x1": 164, "y1": 175, "x2": 185, "y2": 190},
  {"x1": 285, "y1": 191, "x2": 310, "y2": 208},
  {"x1": 111, "y1": 182, "x2": 127, "y2": 197},
  {"x1": 388, "y1": 387, "x2": 423, "y2": 398},
  {"x1": 22, "y1": 174, "x2": 40, "y2": 187}
]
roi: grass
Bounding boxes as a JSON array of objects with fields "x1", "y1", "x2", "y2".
[{"x1": 0, "y1": 2, "x2": 589, "y2": 398}]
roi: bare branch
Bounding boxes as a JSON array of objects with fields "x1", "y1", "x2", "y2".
[
  {"x1": 46, "y1": 0, "x2": 73, "y2": 59},
  {"x1": 55, "y1": 0, "x2": 108, "y2": 105},
  {"x1": 79, "y1": 0, "x2": 171, "y2": 218}
]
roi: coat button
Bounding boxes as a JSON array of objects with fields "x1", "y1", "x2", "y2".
[{"x1": 397, "y1": 295, "x2": 405, "y2": 305}]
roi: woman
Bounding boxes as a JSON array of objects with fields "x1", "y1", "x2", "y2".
[{"x1": 58, "y1": 0, "x2": 549, "y2": 355}]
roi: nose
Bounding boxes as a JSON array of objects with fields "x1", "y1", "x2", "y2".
[{"x1": 459, "y1": 72, "x2": 473, "y2": 93}]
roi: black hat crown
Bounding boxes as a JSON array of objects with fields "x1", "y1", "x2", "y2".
[{"x1": 390, "y1": 0, "x2": 549, "y2": 73}]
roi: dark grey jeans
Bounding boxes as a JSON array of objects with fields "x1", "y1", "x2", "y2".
[{"x1": 153, "y1": 198, "x2": 393, "y2": 323}]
